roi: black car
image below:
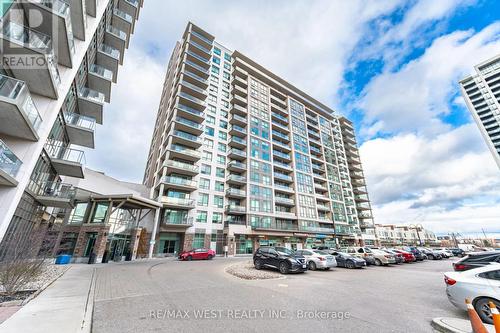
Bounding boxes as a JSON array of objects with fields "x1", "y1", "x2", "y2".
[
  {"x1": 332, "y1": 251, "x2": 366, "y2": 268},
  {"x1": 453, "y1": 251, "x2": 500, "y2": 271},
  {"x1": 403, "y1": 247, "x2": 425, "y2": 261},
  {"x1": 253, "y1": 246, "x2": 307, "y2": 274},
  {"x1": 419, "y1": 248, "x2": 442, "y2": 260},
  {"x1": 447, "y1": 248, "x2": 466, "y2": 257}
]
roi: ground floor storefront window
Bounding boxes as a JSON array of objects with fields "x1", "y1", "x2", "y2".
[
  {"x1": 158, "y1": 233, "x2": 181, "y2": 255},
  {"x1": 235, "y1": 235, "x2": 253, "y2": 254}
]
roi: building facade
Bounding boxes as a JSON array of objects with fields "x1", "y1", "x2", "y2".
[
  {"x1": 0, "y1": 0, "x2": 143, "y2": 257},
  {"x1": 374, "y1": 224, "x2": 437, "y2": 246},
  {"x1": 143, "y1": 23, "x2": 376, "y2": 256},
  {"x1": 460, "y1": 54, "x2": 500, "y2": 169}
]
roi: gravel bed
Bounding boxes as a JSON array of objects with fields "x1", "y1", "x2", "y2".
[{"x1": 225, "y1": 261, "x2": 282, "y2": 280}]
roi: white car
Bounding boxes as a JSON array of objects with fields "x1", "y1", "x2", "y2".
[
  {"x1": 434, "y1": 248, "x2": 453, "y2": 258},
  {"x1": 444, "y1": 263, "x2": 500, "y2": 324},
  {"x1": 295, "y1": 249, "x2": 337, "y2": 270}
]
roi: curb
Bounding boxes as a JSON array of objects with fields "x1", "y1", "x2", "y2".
[
  {"x1": 83, "y1": 267, "x2": 97, "y2": 333},
  {"x1": 431, "y1": 317, "x2": 495, "y2": 333}
]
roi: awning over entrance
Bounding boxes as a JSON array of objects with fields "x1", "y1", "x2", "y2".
[{"x1": 89, "y1": 194, "x2": 161, "y2": 210}]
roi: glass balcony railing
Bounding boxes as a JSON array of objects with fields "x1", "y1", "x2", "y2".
[
  {"x1": 35, "y1": 0, "x2": 70, "y2": 16},
  {"x1": 227, "y1": 216, "x2": 246, "y2": 225},
  {"x1": 170, "y1": 144, "x2": 201, "y2": 158},
  {"x1": 183, "y1": 70, "x2": 208, "y2": 85},
  {"x1": 228, "y1": 148, "x2": 246, "y2": 157},
  {"x1": 179, "y1": 91, "x2": 206, "y2": 107},
  {"x1": 272, "y1": 140, "x2": 290, "y2": 150},
  {"x1": 275, "y1": 197, "x2": 294, "y2": 205},
  {"x1": 99, "y1": 44, "x2": 121, "y2": 60},
  {"x1": 185, "y1": 60, "x2": 209, "y2": 75},
  {"x1": 89, "y1": 64, "x2": 113, "y2": 81},
  {"x1": 78, "y1": 87, "x2": 105, "y2": 104},
  {"x1": 31, "y1": 180, "x2": 76, "y2": 199},
  {"x1": 176, "y1": 103, "x2": 204, "y2": 117},
  {"x1": 275, "y1": 184, "x2": 293, "y2": 191},
  {"x1": 230, "y1": 136, "x2": 245, "y2": 145},
  {"x1": 2, "y1": 21, "x2": 52, "y2": 51},
  {"x1": 227, "y1": 174, "x2": 246, "y2": 183},
  {"x1": 0, "y1": 74, "x2": 43, "y2": 130},
  {"x1": 161, "y1": 196, "x2": 195, "y2": 206},
  {"x1": 164, "y1": 160, "x2": 198, "y2": 172},
  {"x1": 231, "y1": 114, "x2": 246, "y2": 123},
  {"x1": 124, "y1": 0, "x2": 140, "y2": 7},
  {"x1": 172, "y1": 130, "x2": 202, "y2": 143},
  {"x1": 273, "y1": 150, "x2": 290, "y2": 159},
  {"x1": 190, "y1": 29, "x2": 213, "y2": 45},
  {"x1": 185, "y1": 49, "x2": 210, "y2": 65},
  {"x1": 188, "y1": 39, "x2": 211, "y2": 54},
  {"x1": 226, "y1": 188, "x2": 245, "y2": 196},
  {"x1": 225, "y1": 205, "x2": 246, "y2": 212},
  {"x1": 228, "y1": 161, "x2": 245, "y2": 169},
  {"x1": 180, "y1": 80, "x2": 206, "y2": 95},
  {"x1": 230, "y1": 124, "x2": 246, "y2": 133},
  {"x1": 106, "y1": 25, "x2": 127, "y2": 41},
  {"x1": 164, "y1": 216, "x2": 193, "y2": 226},
  {"x1": 0, "y1": 139, "x2": 22, "y2": 178},
  {"x1": 274, "y1": 173, "x2": 292, "y2": 181},
  {"x1": 114, "y1": 8, "x2": 133, "y2": 23},
  {"x1": 299, "y1": 225, "x2": 335, "y2": 233},
  {"x1": 163, "y1": 176, "x2": 196, "y2": 187},
  {"x1": 273, "y1": 161, "x2": 289, "y2": 169},
  {"x1": 251, "y1": 221, "x2": 298, "y2": 231},
  {"x1": 63, "y1": 112, "x2": 95, "y2": 131},
  {"x1": 175, "y1": 116, "x2": 203, "y2": 130},
  {"x1": 272, "y1": 112, "x2": 288, "y2": 123},
  {"x1": 45, "y1": 144, "x2": 85, "y2": 164},
  {"x1": 272, "y1": 130, "x2": 289, "y2": 141}
]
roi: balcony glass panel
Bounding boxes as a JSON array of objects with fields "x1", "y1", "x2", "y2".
[
  {"x1": 0, "y1": 140, "x2": 22, "y2": 178},
  {"x1": 190, "y1": 30, "x2": 212, "y2": 45},
  {"x1": 46, "y1": 144, "x2": 85, "y2": 164},
  {"x1": 63, "y1": 112, "x2": 95, "y2": 131},
  {"x1": 106, "y1": 26, "x2": 127, "y2": 40},
  {"x1": 78, "y1": 87, "x2": 105, "y2": 104},
  {"x1": 89, "y1": 64, "x2": 113, "y2": 81},
  {"x1": 175, "y1": 117, "x2": 203, "y2": 130},
  {"x1": 185, "y1": 60, "x2": 209, "y2": 75},
  {"x1": 114, "y1": 8, "x2": 133, "y2": 23},
  {"x1": 163, "y1": 176, "x2": 196, "y2": 187},
  {"x1": 173, "y1": 130, "x2": 201, "y2": 143},
  {"x1": 189, "y1": 39, "x2": 211, "y2": 54},
  {"x1": 99, "y1": 44, "x2": 120, "y2": 60},
  {"x1": 176, "y1": 103, "x2": 204, "y2": 117},
  {"x1": 164, "y1": 160, "x2": 198, "y2": 172},
  {"x1": 179, "y1": 91, "x2": 206, "y2": 106}
]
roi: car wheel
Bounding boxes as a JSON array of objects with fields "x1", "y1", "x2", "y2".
[
  {"x1": 324, "y1": 267, "x2": 330, "y2": 271},
  {"x1": 374, "y1": 259, "x2": 382, "y2": 266},
  {"x1": 187, "y1": 255, "x2": 192, "y2": 261},
  {"x1": 346, "y1": 261, "x2": 355, "y2": 269},
  {"x1": 279, "y1": 261, "x2": 289, "y2": 274},
  {"x1": 254, "y1": 259, "x2": 262, "y2": 270},
  {"x1": 308, "y1": 261, "x2": 317, "y2": 271},
  {"x1": 474, "y1": 298, "x2": 500, "y2": 325},
  {"x1": 208, "y1": 254, "x2": 214, "y2": 260},
  {"x1": 429, "y1": 255, "x2": 435, "y2": 260}
]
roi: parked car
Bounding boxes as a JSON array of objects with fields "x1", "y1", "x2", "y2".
[
  {"x1": 295, "y1": 249, "x2": 337, "y2": 270},
  {"x1": 403, "y1": 246, "x2": 425, "y2": 261},
  {"x1": 453, "y1": 251, "x2": 500, "y2": 272},
  {"x1": 447, "y1": 248, "x2": 466, "y2": 257},
  {"x1": 383, "y1": 249, "x2": 404, "y2": 264},
  {"x1": 340, "y1": 247, "x2": 377, "y2": 266},
  {"x1": 331, "y1": 251, "x2": 366, "y2": 268},
  {"x1": 444, "y1": 263, "x2": 500, "y2": 324},
  {"x1": 179, "y1": 248, "x2": 215, "y2": 261},
  {"x1": 370, "y1": 249, "x2": 397, "y2": 266},
  {"x1": 253, "y1": 246, "x2": 307, "y2": 274},
  {"x1": 392, "y1": 249, "x2": 416, "y2": 263},
  {"x1": 433, "y1": 248, "x2": 453, "y2": 258},
  {"x1": 418, "y1": 247, "x2": 442, "y2": 260}
]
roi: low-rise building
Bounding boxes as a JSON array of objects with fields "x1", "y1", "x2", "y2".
[{"x1": 374, "y1": 224, "x2": 437, "y2": 246}]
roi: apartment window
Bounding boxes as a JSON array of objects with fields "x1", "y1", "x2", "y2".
[
  {"x1": 295, "y1": 152, "x2": 311, "y2": 173},
  {"x1": 249, "y1": 159, "x2": 271, "y2": 186},
  {"x1": 218, "y1": 142, "x2": 226, "y2": 152},
  {"x1": 296, "y1": 172, "x2": 313, "y2": 194},
  {"x1": 209, "y1": 85, "x2": 218, "y2": 94},
  {"x1": 196, "y1": 211, "x2": 207, "y2": 223},
  {"x1": 222, "y1": 90, "x2": 230, "y2": 99},
  {"x1": 214, "y1": 47, "x2": 221, "y2": 55},
  {"x1": 250, "y1": 137, "x2": 270, "y2": 161},
  {"x1": 193, "y1": 232, "x2": 205, "y2": 248},
  {"x1": 206, "y1": 115, "x2": 215, "y2": 125},
  {"x1": 200, "y1": 164, "x2": 211, "y2": 175},
  {"x1": 212, "y1": 212, "x2": 222, "y2": 224},
  {"x1": 212, "y1": 56, "x2": 220, "y2": 65},
  {"x1": 293, "y1": 134, "x2": 309, "y2": 153},
  {"x1": 218, "y1": 131, "x2": 227, "y2": 141},
  {"x1": 202, "y1": 151, "x2": 212, "y2": 161},
  {"x1": 203, "y1": 139, "x2": 213, "y2": 148},
  {"x1": 224, "y1": 53, "x2": 231, "y2": 61},
  {"x1": 215, "y1": 181, "x2": 224, "y2": 192},
  {"x1": 223, "y1": 62, "x2": 231, "y2": 70},
  {"x1": 250, "y1": 184, "x2": 272, "y2": 199},
  {"x1": 216, "y1": 167, "x2": 225, "y2": 178},
  {"x1": 223, "y1": 71, "x2": 230, "y2": 80},
  {"x1": 221, "y1": 99, "x2": 230, "y2": 109},
  {"x1": 213, "y1": 195, "x2": 224, "y2": 208},
  {"x1": 219, "y1": 120, "x2": 228, "y2": 129},
  {"x1": 250, "y1": 99, "x2": 269, "y2": 120},
  {"x1": 291, "y1": 117, "x2": 307, "y2": 137},
  {"x1": 217, "y1": 155, "x2": 226, "y2": 165},
  {"x1": 205, "y1": 126, "x2": 215, "y2": 137},
  {"x1": 210, "y1": 75, "x2": 218, "y2": 84},
  {"x1": 211, "y1": 66, "x2": 219, "y2": 75},
  {"x1": 250, "y1": 117, "x2": 270, "y2": 140},
  {"x1": 198, "y1": 193, "x2": 209, "y2": 206},
  {"x1": 290, "y1": 99, "x2": 305, "y2": 119},
  {"x1": 250, "y1": 199, "x2": 272, "y2": 213},
  {"x1": 199, "y1": 178, "x2": 210, "y2": 190},
  {"x1": 222, "y1": 81, "x2": 230, "y2": 90},
  {"x1": 208, "y1": 94, "x2": 217, "y2": 103},
  {"x1": 220, "y1": 110, "x2": 228, "y2": 118}
]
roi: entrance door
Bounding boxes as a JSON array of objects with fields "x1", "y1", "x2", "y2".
[
  {"x1": 162, "y1": 240, "x2": 176, "y2": 254},
  {"x1": 83, "y1": 233, "x2": 97, "y2": 257}
]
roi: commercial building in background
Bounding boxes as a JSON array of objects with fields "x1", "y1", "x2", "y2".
[
  {"x1": 460, "y1": 54, "x2": 500, "y2": 169},
  {"x1": 143, "y1": 22, "x2": 377, "y2": 256},
  {"x1": 374, "y1": 224, "x2": 438, "y2": 246},
  {"x1": 0, "y1": 0, "x2": 143, "y2": 258}
]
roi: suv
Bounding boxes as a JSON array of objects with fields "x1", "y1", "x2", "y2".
[
  {"x1": 453, "y1": 251, "x2": 500, "y2": 271},
  {"x1": 403, "y1": 246, "x2": 425, "y2": 261},
  {"x1": 340, "y1": 247, "x2": 377, "y2": 265},
  {"x1": 253, "y1": 246, "x2": 307, "y2": 274}
]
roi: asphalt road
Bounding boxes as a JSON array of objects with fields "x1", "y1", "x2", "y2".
[{"x1": 92, "y1": 257, "x2": 467, "y2": 333}]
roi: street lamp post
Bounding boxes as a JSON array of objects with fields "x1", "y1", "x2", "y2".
[{"x1": 409, "y1": 224, "x2": 423, "y2": 246}]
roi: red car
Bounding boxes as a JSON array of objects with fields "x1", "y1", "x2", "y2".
[
  {"x1": 179, "y1": 248, "x2": 215, "y2": 261},
  {"x1": 393, "y1": 249, "x2": 416, "y2": 263}
]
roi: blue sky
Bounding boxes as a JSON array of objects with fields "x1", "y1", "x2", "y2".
[{"x1": 85, "y1": 0, "x2": 500, "y2": 234}]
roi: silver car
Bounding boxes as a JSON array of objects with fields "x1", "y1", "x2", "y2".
[{"x1": 295, "y1": 249, "x2": 337, "y2": 270}]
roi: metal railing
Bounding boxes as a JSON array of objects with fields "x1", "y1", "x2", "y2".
[
  {"x1": 175, "y1": 116, "x2": 203, "y2": 130},
  {"x1": 190, "y1": 29, "x2": 213, "y2": 45},
  {"x1": 30, "y1": 180, "x2": 76, "y2": 199},
  {"x1": 164, "y1": 160, "x2": 198, "y2": 172},
  {"x1": 162, "y1": 176, "x2": 196, "y2": 187},
  {"x1": 226, "y1": 188, "x2": 245, "y2": 196},
  {"x1": 45, "y1": 144, "x2": 86, "y2": 164},
  {"x1": 160, "y1": 196, "x2": 195, "y2": 206}
]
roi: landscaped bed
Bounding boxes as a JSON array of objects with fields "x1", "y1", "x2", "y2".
[{"x1": 225, "y1": 260, "x2": 283, "y2": 280}]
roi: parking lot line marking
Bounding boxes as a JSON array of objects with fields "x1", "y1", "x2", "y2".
[{"x1": 278, "y1": 284, "x2": 288, "y2": 288}]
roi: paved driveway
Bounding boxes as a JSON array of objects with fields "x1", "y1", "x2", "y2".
[{"x1": 92, "y1": 257, "x2": 466, "y2": 333}]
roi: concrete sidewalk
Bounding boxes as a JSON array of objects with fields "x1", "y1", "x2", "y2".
[
  {"x1": 432, "y1": 317, "x2": 496, "y2": 333},
  {"x1": 0, "y1": 264, "x2": 96, "y2": 333}
]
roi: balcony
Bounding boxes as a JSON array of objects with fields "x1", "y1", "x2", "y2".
[
  {"x1": 63, "y1": 112, "x2": 95, "y2": 148},
  {"x1": 228, "y1": 148, "x2": 246, "y2": 161},
  {"x1": 314, "y1": 183, "x2": 328, "y2": 192},
  {"x1": 168, "y1": 144, "x2": 201, "y2": 162},
  {"x1": 45, "y1": 144, "x2": 85, "y2": 178},
  {"x1": 270, "y1": 95, "x2": 287, "y2": 108},
  {"x1": 226, "y1": 174, "x2": 246, "y2": 185},
  {"x1": 231, "y1": 94, "x2": 247, "y2": 107},
  {"x1": 271, "y1": 112, "x2": 288, "y2": 124},
  {"x1": 97, "y1": 44, "x2": 120, "y2": 81},
  {"x1": 190, "y1": 29, "x2": 213, "y2": 50},
  {"x1": 232, "y1": 76, "x2": 248, "y2": 89},
  {"x1": 87, "y1": 64, "x2": 114, "y2": 98},
  {"x1": 275, "y1": 197, "x2": 294, "y2": 206},
  {"x1": 105, "y1": 26, "x2": 127, "y2": 63},
  {"x1": 231, "y1": 104, "x2": 247, "y2": 116},
  {"x1": 174, "y1": 116, "x2": 204, "y2": 135},
  {"x1": 229, "y1": 114, "x2": 247, "y2": 126},
  {"x1": 227, "y1": 160, "x2": 246, "y2": 172},
  {"x1": 355, "y1": 194, "x2": 370, "y2": 202},
  {"x1": 229, "y1": 136, "x2": 246, "y2": 149},
  {"x1": 356, "y1": 202, "x2": 372, "y2": 211},
  {"x1": 32, "y1": 181, "x2": 75, "y2": 208},
  {"x1": 178, "y1": 91, "x2": 206, "y2": 111},
  {"x1": 85, "y1": 0, "x2": 97, "y2": 17},
  {"x1": 311, "y1": 163, "x2": 324, "y2": 172},
  {"x1": 175, "y1": 103, "x2": 204, "y2": 123},
  {"x1": 0, "y1": 140, "x2": 22, "y2": 186},
  {"x1": 187, "y1": 39, "x2": 211, "y2": 60},
  {"x1": 77, "y1": 87, "x2": 105, "y2": 124},
  {"x1": 184, "y1": 60, "x2": 210, "y2": 79},
  {"x1": 160, "y1": 196, "x2": 196, "y2": 209},
  {"x1": 226, "y1": 188, "x2": 246, "y2": 198},
  {"x1": 274, "y1": 211, "x2": 297, "y2": 219},
  {"x1": 113, "y1": 8, "x2": 133, "y2": 37},
  {"x1": 161, "y1": 176, "x2": 197, "y2": 191},
  {"x1": 233, "y1": 85, "x2": 247, "y2": 97},
  {"x1": 270, "y1": 102, "x2": 287, "y2": 115},
  {"x1": 251, "y1": 221, "x2": 298, "y2": 231},
  {"x1": 163, "y1": 160, "x2": 199, "y2": 176},
  {"x1": 272, "y1": 140, "x2": 291, "y2": 151},
  {"x1": 171, "y1": 130, "x2": 202, "y2": 148},
  {"x1": 271, "y1": 130, "x2": 289, "y2": 142},
  {"x1": 316, "y1": 204, "x2": 330, "y2": 212},
  {"x1": 310, "y1": 146, "x2": 322, "y2": 156},
  {"x1": 118, "y1": 0, "x2": 140, "y2": 25},
  {"x1": 229, "y1": 124, "x2": 246, "y2": 137},
  {"x1": 233, "y1": 67, "x2": 248, "y2": 79},
  {"x1": 65, "y1": 0, "x2": 86, "y2": 40},
  {"x1": 179, "y1": 79, "x2": 207, "y2": 100},
  {"x1": 182, "y1": 69, "x2": 209, "y2": 90},
  {"x1": 350, "y1": 171, "x2": 365, "y2": 179},
  {"x1": 273, "y1": 160, "x2": 290, "y2": 171},
  {"x1": 23, "y1": 0, "x2": 75, "y2": 67},
  {"x1": 271, "y1": 120, "x2": 289, "y2": 132},
  {"x1": 226, "y1": 216, "x2": 246, "y2": 225},
  {"x1": 274, "y1": 172, "x2": 293, "y2": 183},
  {"x1": 163, "y1": 216, "x2": 193, "y2": 228},
  {"x1": 225, "y1": 204, "x2": 246, "y2": 214},
  {"x1": 0, "y1": 74, "x2": 42, "y2": 141},
  {"x1": 0, "y1": 22, "x2": 60, "y2": 98},
  {"x1": 299, "y1": 225, "x2": 335, "y2": 234},
  {"x1": 185, "y1": 48, "x2": 210, "y2": 69},
  {"x1": 273, "y1": 150, "x2": 291, "y2": 161}
]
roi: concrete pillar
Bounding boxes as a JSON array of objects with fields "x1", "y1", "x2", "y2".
[{"x1": 148, "y1": 208, "x2": 160, "y2": 259}]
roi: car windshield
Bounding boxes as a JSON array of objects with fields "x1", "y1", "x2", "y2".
[{"x1": 275, "y1": 247, "x2": 293, "y2": 255}]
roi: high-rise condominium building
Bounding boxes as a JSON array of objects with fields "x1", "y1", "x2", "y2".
[
  {"x1": 143, "y1": 23, "x2": 376, "y2": 256},
  {"x1": 0, "y1": 0, "x2": 143, "y2": 256},
  {"x1": 460, "y1": 54, "x2": 500, "y2": 169}
]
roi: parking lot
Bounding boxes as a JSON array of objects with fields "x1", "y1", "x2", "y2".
[{"x1": 91, "y1": 256, "x2": 466, "y2": 333}]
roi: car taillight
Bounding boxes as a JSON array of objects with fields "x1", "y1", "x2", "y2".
[
  {"x1": 444, "y1": 276, "x2": 456, "y2": 286},
  {"x1": 318, "y1": 257, "x2": 325, "y2": 261},
  {"x1": 453, "y1": 263, "x2": 469, "y2": 271},
  {"x1": 384, "y1": 255, "x2": 391, "y2": 258}
]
